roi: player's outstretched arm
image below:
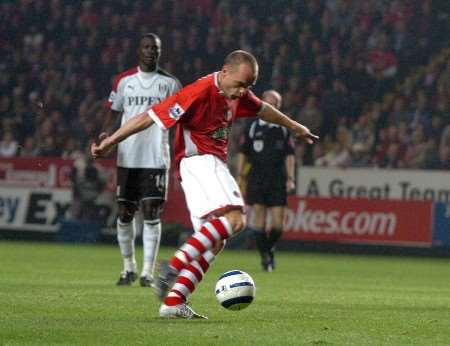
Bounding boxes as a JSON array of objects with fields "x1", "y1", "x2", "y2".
[
  {"x1": 91, "y1": 111, "x2": 154, "y2": 158},
  {"x1": 258, "y1": 102, "x2": 319, "y2": 144},
  {"x1": 235, "y1": 152, "x2": 248, "y2": 187}
]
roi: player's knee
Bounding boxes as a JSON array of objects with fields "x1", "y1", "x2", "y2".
[
  {"x1": 224, "y1": 210, "x2": 246, "y2": 234},
  {"x1": 252, "y1": 215, "x2": 266, "y2": 230},
  {"x1": 234, "y1": 218, "x2": 246, "y2": 233},
  {"x1": 141, "y1": 199, "x2": 164, "y2": 221},
  {"x1": 117, "y1": 202, "x2": 136, "y2": 224}
]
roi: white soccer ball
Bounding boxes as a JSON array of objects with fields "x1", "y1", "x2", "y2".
[{"x1": 215, "y1": 270, "x2": 255, "y2": 310}]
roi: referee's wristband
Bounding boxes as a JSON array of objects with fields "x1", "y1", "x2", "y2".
[{"x1": 287, "y1": 176, "x2": 295, "y2": 182}]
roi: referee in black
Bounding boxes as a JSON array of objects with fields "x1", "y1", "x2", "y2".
[{"x1": 237, "y1": 90, "x2": 296, "y2": 271}]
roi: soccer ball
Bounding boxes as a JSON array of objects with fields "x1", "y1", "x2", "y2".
[{"x1": 215, "y1": 270, "x2": 255, "y2": 310}]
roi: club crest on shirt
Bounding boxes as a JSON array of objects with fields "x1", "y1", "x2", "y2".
[{"x1": 169, "y1": 103, "x2": 185, "y2": 120}]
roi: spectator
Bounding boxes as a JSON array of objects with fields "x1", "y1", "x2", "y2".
[
  {"x1": 315, "y1": 126, "x2": 351, "y2": 168},
  {"x1": 440, "y1": 124, "x2": 450, "y2": 156},
  {"x1": 61, "y1": 137, "x2": 83, "y2": 160},
  {"x1": 321, "y1": 78, "x2": 352, "y2": 138},
  {"x1": 437, "y1": 59, "x2": 450, "y2": 91},
  {"x1": 296, "y1": 95, "x2": 323, "y2": 136},
  {"x1": 435, "y1": 147, "x2": 450, "y2": 170},
  {"x1": 351, "y1": 113, "x2": 375, "y2": 154},
  {"x1": 389, "y1": 97, "x2": 409, "y2": 125},
  {"x1": 349, "y1": 142, "x2": 372, "y2": 167},
  {"x1": 38, "y1": 137, "x2": 62, "y2": 157},
  {"x1": 0, "y1": 130, "x2": 19, "y2": 157},
  {"x1": 366, "y1": 33, "x2": 398, "y2": 97},
  {"x1": 19, "y1": 136, "x2": 39, "y2": 157},
  {"x1": 69, "y1": 154, "x2": 105, "y2": 221},
  {"x1": 403, "y1": 125, "x2": 428, "y2": 168},
  {"x1": 315, "y1": 142, "x2": 351, "y2": 168},
  {"x1": 408, "y1": 90, "x2": 431, "y2": 130}
]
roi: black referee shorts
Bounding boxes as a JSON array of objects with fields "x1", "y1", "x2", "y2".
[{"x1": 246, "y1": 173, "x2": 287, "y2": 207}]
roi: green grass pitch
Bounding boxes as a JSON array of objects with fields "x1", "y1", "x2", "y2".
[{"x1": 1, "y1": 241, "x2": 449, "y2": 345}]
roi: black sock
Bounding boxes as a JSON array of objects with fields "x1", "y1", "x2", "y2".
[
  {"x1": 267, "y1": 228, "x2": 283, "y2": 251},
  {"x1": 251, "y1": 228, "x2": 269, "y2": 258}
]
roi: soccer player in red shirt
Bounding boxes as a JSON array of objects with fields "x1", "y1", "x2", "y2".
[{"x1": 92, "y1": 50, "x2": 318, "y2": 319}]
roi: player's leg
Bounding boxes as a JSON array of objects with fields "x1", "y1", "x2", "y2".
[
  {"x1": 158, "y1": 210, "x2": 240, "y2": 298},
  {"x1": 116, "y1": 200, "x2": 139, "y2": 285},
  {"x1": 168, "y1": 155, "x2": 245, "y2": 269},
  {"x1": 159, "y1": 215, "x2": 226, "y2": 319},
  {"x1": 166, "y1": 205, "x2": 242, "y2": 274},
  {"x1": 245, "y1": 172, "x2": 271, "y2": 270},
  {"x1": 164, "y1": 215, "x2": 225, "y2": 305},
  {"x1": 116, "y1": 167, "x2": 139, "y2": 285},
  {"x1": 251, "y1": 203, "x2": 272, "y2": 271},
  {"x1": 157, "y1": 155, "x2": 245, "y2": 318},
  {"x1": 265, "y1": 175, "x2": 288, "y2": 271},
  {"x1": 139, "y1": 198, "x2": 164, "y2": 287},
  {"x1": 160, "y1": 212, "x2": 236, "y2": 319},
  {"x1": 267, "y1": 206, "x2": 285, "y2": 270},
  {"x1": 138, "y1": 168, "x2": 168, "y2": 287}
]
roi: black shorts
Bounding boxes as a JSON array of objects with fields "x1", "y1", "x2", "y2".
[
  {"x1": 246, "y1": 174, "x2": 287, "y2": 207},
  {"x1": 116, "y1": 167, "x2": 168, "y2": 204}
]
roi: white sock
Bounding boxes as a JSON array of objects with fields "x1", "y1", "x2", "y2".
[
  {"x1": 141, "y1": 220, "x2": 161, "y2": 278},
  {"x1": 117, "y1": 220, "x2": 137, "y2": 273},
  {"x1": 123, "y1": 257, "x2": 136, "y2": 273},
  {"x1": 133, "y1": 210, "x2": 144, "y2": 237}
]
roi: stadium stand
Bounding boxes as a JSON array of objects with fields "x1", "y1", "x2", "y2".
[{"x1": 0, "y1": 0, "x2": 449, "y2": 170}]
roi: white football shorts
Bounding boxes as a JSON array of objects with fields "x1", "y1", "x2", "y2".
[{"x1": 180, "y1": 154, "x2": 245, "y2": 222}]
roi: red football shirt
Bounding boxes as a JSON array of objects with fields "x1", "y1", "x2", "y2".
[{"x1": 147, "y1": 72, "x2": 263, "y2": 175}]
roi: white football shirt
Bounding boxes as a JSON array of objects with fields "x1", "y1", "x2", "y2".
[{"x1": 108, "y1": 66, "x2": 181, "y2": 168}]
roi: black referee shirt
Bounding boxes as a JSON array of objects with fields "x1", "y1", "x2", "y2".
[{"x1": 239, "y1": 119, "x2": 295, "y2": 176}]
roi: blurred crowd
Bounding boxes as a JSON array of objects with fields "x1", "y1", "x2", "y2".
[{"x1": 0, "y1": 0, "x2": 449, "y2": 170}]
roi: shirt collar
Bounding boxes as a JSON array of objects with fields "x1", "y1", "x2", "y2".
[
  {"x1": 138, "y1": 66, "x2": 156, "y2": 79},
  {"x1": 214, "y1": 71, "x2": 226, "y2": 96}
]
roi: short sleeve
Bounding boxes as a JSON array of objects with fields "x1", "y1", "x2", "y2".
[
  {"x1": 236, "y1": 90, "x2": 263, "y2": 118},
  {"x1": 169, "y1": 78, "x2": 182, "y2": 96},
  {"x1": 108, "y1": 76, "x2": 124, "y2": 112},
  {"x1": 147, "y1": 86, "x2": 197, "y2": 130},
  {"x1": 286, "y1": 135, "x2": 295, "y2": 155}
]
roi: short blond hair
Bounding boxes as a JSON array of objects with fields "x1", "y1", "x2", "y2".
[{"x1": 224, "y1": 50, "x2": 259, "y2": 76}]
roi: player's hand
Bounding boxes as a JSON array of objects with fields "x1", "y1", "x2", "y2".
[
  {"x1": 91, "y1": 132, "x2": 114, "y2": 159},
  {"x1": 291, "y1": 124, "x2": 319, "y2": 144},
  {"x1": 286, "y1": 178, "x2": 295, "y2": 194}
]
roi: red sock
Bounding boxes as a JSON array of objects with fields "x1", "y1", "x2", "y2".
[
  {"x1": 164, "y1": 251, "x2": 215, "y2": 306},
  {"x1": 169, "y1": 217, "x2": 232, "y2": 272}
]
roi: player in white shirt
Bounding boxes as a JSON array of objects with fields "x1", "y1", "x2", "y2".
[{"x1": 106, "y1": 33, "x2": 181, "y2": 287}]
